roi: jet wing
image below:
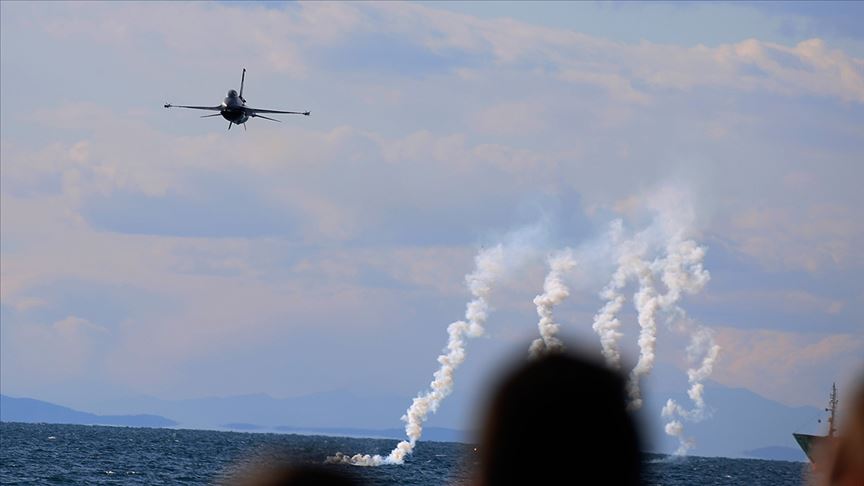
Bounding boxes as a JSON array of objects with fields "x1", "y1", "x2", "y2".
[
  {"x1": 249, "y1": 113, "x2": 282, "y2": 122},
  {"x1": 243, "y1": 107, "x2": 310, "y2": 116},
  {"x1": 164, "y1": 104, "x2": 222, "y2": 111}
]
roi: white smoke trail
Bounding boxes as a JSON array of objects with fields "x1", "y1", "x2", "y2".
[
  {"x1": 588, "y1": 220, "x2": 660, "y2": 408},
  {"x1": 591, "y1": 221, "x2": 629, "y2": 369},
  {"x1": 684, "y1": 326, "x2": 721, "y2": 415},
  {"x1": 592, "y1": 279, "x2": 626, "y2": 369},
  {"x1": 650, "y1": 220, "x2": 717, "y2": 455},
  {"x1": 588, "y1": 203, "x2": 709, "y2": 414},
  {"x1": 326, "y1": 245, "x2": 506, "y2": 466},
  {"x1": 662, "y1": 419, "x2": 694, "y2": 456},
  {"x1": 626, "y1": 256, "x2": 660, "y2": 410},
  {"x1": 657, "y1": 236, "x2": 710, "y2": 309},
  {"x1": 627, "y1": 207, "x2": 712, "y2": 410},
  {"x1": 529, "y1": 250, "x2": 576, "y2": 358},
  {"x1": 324, "y1": 189, "x2": 719, "y2": 460},
  {"x1": 661, "y1": 325, "x2": 720, "y2": 455},
  {"x1": 588, "y1": 220, "x2": 663, "y2": 410}
]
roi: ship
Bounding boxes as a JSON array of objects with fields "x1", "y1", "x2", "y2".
[{"x1": 793, "y1": 383, "x2": 838, "y2": 463}]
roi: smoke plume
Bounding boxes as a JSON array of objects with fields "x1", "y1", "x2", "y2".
[
  {"x1": 588, "y1": 221, "x2": 661, "y2": 409},
  {"x1": 592, "y1": 280, "x2": 626, "y2": 369},
  {"x1": 326, "y1": 245, "x2": 506, "y2": 466},
  {"x1": 662, "y1": 419, "x2": 694, "y2": 456},
  {"x1": 327, "y1": 188, "x2": 720, "y2": 462},
  {"x1": 650, "y1": 225, "x2": 714, "y2": 451},
  {"x1": 661, "y1": 324, "x2": 720, "y2": 455},
  {"x1": 629, "y1": 207, "x2": 712, "y2": 411},
  {"x1": 591, "y1": 221, "x2": 628, "y2": 369},
  {"x1": 625, "y1": 255, "x2": 660, "y2": 410},
  {"x1": 529, "y1": 250, "x2": 576, "y2": 358}
]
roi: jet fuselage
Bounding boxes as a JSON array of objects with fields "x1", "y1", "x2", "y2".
[
  {"x1": 221, "y1": 90, "x2": 248, "y2": 124},
  {"x1": 164, "y1": 69, "x2": 309, "y2": 130}
]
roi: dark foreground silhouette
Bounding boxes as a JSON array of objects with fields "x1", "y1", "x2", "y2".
[
  {"x1": 475, "y1": 352, "x2": 642, "y2": 486},
  {"x1": 225, "y1": 463, "x2": 362, "y2": 486},
  {"x1": 813, "y1": 372, "x2": 864, "y2": 486},
  {"x1": 234, "y1": 351, "x2": 642, "y2": 485}
]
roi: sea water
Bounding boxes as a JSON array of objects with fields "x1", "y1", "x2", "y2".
[{"x1": 0, "y1": 422, "x2": 809, "y2": 485}]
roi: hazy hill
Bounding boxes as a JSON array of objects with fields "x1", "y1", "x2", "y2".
[
  {"x1": 117, "y1": 390, "x2": 414, "y2": 430},
  {"x1": 640, "y1": 374, "x2": 818, "y2": 460},
  {"x1": 0, "y1": 395, "x2": 177, "y2": 428},
  {"x1": 2, "y1": 374, "x2": 823, "y2": 460}
]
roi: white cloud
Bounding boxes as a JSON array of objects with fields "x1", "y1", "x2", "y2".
[
  {"x1": 701, "y1": 288, "x2": 847, "y2": 317},
  {"x1": 472, "y1": 100, "x2": 549, "y2": 136},
  {"x1": 711, "y1": 327, "x2": 864, "y2": 406},
  {"x1": 7, "y1": 2, "x2": 861, "y2": 102},
  {"x1": 726, "y1": 204, "x2": 863, "y2": 272},
  {"x1": 2, "y1": 316, "x2": 107, "y2": 386},
  {"x1": 369, "y1": 3, "x2": 864, "y2": 102},
  {"x1": 1, "y1": 0, "x2": 861, "y2": 406},
  {"x1": 25, "y1": 2, "x2": 369, "y2": 77}
]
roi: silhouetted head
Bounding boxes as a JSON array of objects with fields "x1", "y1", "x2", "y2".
[
  {"x1": 224, "y1": 463, "x2": 362, "y2": 486},
  {"x1": 477, "y1": 352, "x2": 642, "y2": 486},
  {"x1": 228, "y1": 89, "x2": 238, "y2": 98},
  {"x1": 822, "y1": 373, "x2": 864, "y2": 486}
]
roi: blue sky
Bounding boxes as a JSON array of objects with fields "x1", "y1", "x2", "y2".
[
  {"x1": 425, "y1": 2, "x2": 864, "y2": 52},
  {"x1": 1, "y1": 1, "x2": 862, "y2": 438}
]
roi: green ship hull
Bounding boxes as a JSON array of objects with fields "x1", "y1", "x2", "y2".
[
  {"x1": 793, "y1": 383, "x2": 838, "y2": 465},
  {"x1": 793, "y1": 433, "x2": 826, "y2": 463}
]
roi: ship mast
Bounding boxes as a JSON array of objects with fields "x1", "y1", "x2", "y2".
[{"x1": 827, "y1": 382, "x2": 838, "y2": 437}]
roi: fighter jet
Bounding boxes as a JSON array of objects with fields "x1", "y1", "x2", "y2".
[{"x1": 164, "y1": 69, "x2": 310, "y2": 130}]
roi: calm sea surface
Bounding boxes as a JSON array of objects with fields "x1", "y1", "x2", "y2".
[{"x1": 1, "y1": 422, "x2": 809, "y2": 485}]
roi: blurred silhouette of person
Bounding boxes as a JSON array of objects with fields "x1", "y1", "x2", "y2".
[
  {"x1": 225, "y1": 463, "x2": 363, "y2": 486},
  {"x1": 476, "y1": 351, "x2": 642, "y2": 486},
  {"x1": 817, "y1": 373, "x2": 864, "y2": 486}
]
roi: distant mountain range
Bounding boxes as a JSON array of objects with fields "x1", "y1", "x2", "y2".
[
  {"x1": 2, "y1": 373, "x2": 823, "y2": 461},
  {"x1": 0, "y1": 395, "x2": 176, "y2": 428},
  {"x1": 217, "y1": 423, "x2": 464, "y2": 442},
  {"x1": 108, "y1": 390, "x2": 416, "y2": 431},
  {"x1": 0, "y1": 393, "x2": 465, "y2": 443},
  {"x1": 638, "y1": 377, "x2": 817, "y2": 461}
]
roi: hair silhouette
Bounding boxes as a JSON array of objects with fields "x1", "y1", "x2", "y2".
[
  {"x1": 477, "y1": 351, "x2": 642, "y2": 486},
  {"x1": 226, "y1": 463, "x2": 363, "y2": 486},
  {"x1": 819, "y1": 373, "x2": 864, "y2": 486}
]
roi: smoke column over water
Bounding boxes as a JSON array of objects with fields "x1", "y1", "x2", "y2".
[
  {"x1": 662, "y1": 324, "x2": 720, "y2": 455},
  {"x1": 586, "y1": 197, "x2": 715, "y2": 422},
  {"x1": 326, "y1": 189, "x2": 719, "y2": 463},
  {"x1": 592, "y1": 277, "x2": 626, "y2": 369},
  {"x1": 588, "y1": 221, "x2": 662, "y2": 409},
  {"x1": 592, "y1": 221, "x2": 628, "y2": 369},
  {"x1": 662, "y1": 420, "x2": 693, "y2": 456},
  {"x1": 648, "y1": 210, "x2": 716, "y2": 454},
  {"x1": 529, "y1": 250, "x2": 576, "y2": 358},
  {"x1": 626, "y1": 255, "x2": 660, "y2": 410},
  {"x1": 326, "y1": 245, "x2": 506, "y2": 466}
]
